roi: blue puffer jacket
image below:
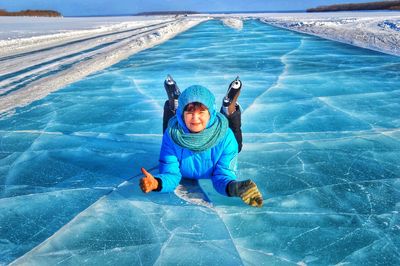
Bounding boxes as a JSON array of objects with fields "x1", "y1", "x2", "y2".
[{"x1": 155, "y1": 85, "x2": 238, "y2": 196}]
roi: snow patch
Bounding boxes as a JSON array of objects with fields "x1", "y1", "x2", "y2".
[{"x1": 221, "y1": 18, "x2": 243, "y2": 30}]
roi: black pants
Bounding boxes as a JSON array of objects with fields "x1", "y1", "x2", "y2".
[{"x1": 163, "y1": 100, "x2": 243, "y2": 152}]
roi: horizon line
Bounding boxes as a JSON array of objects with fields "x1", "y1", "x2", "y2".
[{"x1": 64, "y1": 10, "x2": 307, "y2": 17}]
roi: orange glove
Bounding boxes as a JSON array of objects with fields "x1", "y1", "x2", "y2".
[{"x1": 139, "y1": 167, "x2": 159, "y2": 193}]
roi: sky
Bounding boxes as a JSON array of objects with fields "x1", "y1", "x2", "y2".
[{"x1": 0, "y1": 0, "x2": 382, "y2": 16}]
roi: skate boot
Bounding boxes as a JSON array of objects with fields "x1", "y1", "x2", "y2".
[
  {"x1": 164, "y1": 74, "x2": 181, "y2": 112},
  {"x1": 223, "y1": 76, "x2": 242, "y2": 116}
]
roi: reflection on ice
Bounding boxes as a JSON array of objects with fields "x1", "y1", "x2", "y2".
[{"x1": 1, "y1": 19, "x2": 400, "y2": 265}]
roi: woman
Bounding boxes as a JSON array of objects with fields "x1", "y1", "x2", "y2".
[{"x1": 140, "y1": 77, "x2": 263, "y2": 207}]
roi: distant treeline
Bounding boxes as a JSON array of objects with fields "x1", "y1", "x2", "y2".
[
  {"x1": 0, "y1": 9, "x2": 62, "y2": 17},
  {"x1": 307, "y1": 0, "x2": 400, "y2": 12},
  {"x1": 135, "y1": 11, "x2": 199, "y2": 16}
]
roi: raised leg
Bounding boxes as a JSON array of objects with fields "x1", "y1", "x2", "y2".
[
  {"x1": 163, "y1": 100, "x2": 175, "y2": 133},
  {"x1": 162, "y1": 75, "x2": 180, "y2": 133},
  {"x1": 221, "y1": 105, "x2": 242, "y2": 152},
  {"x1": 221, "y1": 77, "x2": 243, "y2": 152}
]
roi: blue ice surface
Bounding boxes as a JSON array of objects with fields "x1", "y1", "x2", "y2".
[{"x1": 1, "y1": 19, "x2": 400, "y2": 265}]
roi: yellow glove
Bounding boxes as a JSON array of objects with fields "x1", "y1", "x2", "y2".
[
  {"x1": 227, "y1": 179, "x2": 263, "y2": 207},
  {"x1": 139, "y1": 168, "x2": 159, "y2": 193}
]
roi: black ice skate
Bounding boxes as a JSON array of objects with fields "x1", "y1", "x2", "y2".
[
  {"x1": 164, "y1": 74, "x2": 181, "y2": 111},
  {"x1": 223, "y1": 76, "x2": 242, "y2": 115}
]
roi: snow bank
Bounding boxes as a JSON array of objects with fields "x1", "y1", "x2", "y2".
[
  {"x1": 254, "y1": 12, "x2": 400, "y2": 56},
  {"x1": 0, "y1": 16, "x2": 168, "y2": 56},
  {"x1": 0, "y1": 16, "x2": 207, "y2": 114}
]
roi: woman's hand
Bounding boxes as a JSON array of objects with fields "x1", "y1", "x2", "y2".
[
  {"x1": 227, "y1": 179, "x2": 263, "y2": 207},
  {"x1": 140, "y1": 168, "x2": 159, "y2": 193}
]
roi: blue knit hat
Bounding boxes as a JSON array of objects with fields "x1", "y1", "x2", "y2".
[{"x1": 176, "y1": 85, "x2": 217, "y2": 131}]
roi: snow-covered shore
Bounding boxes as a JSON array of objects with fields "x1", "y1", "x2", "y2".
[
  {"x1": 1, "y1": 12, "x2": 399, "y2": 115},
  {"x1": 251, "y1": 12, "x2": 400, "y2": 56}
]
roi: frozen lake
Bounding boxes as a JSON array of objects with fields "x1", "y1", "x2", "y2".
[{"x1": 1, "y1": 19, "x2": 400, "y2": 265}]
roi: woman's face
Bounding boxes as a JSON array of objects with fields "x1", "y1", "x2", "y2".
[{"x1": 183, "y1": 103, "x2": 210, "y2": 133}]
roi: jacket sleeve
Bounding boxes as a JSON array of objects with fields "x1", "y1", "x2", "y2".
[
  {"x1": 154, "y1": 132, "x2": 182, "y2": 192},
  {"x1": 211, "y1": 130, "x2": 238, "y2": 196}
]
